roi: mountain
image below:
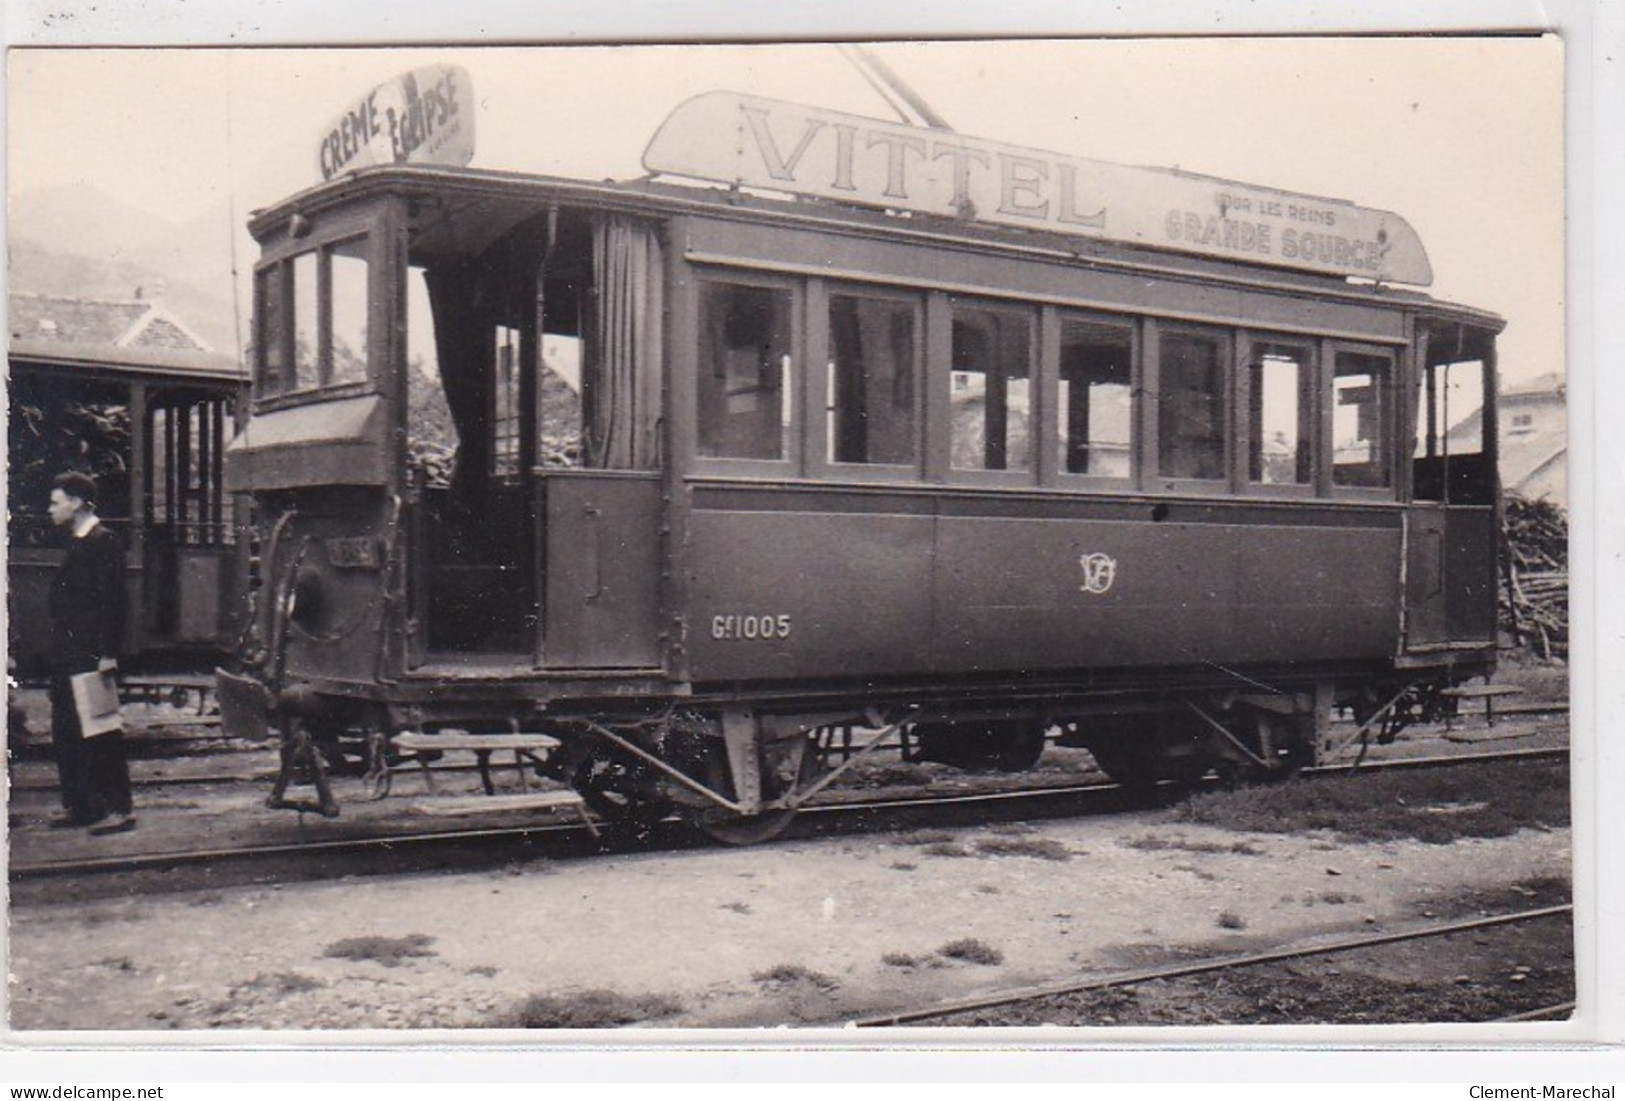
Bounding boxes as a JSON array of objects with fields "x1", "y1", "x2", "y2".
[{"x1": 7, "y1": 185, "x2": 243, "y2": 354}]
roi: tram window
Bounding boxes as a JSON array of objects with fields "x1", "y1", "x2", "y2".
[
  {"x1": 491, "y1": 325, "x2": 522, "y2": 480},
  {"x1": 827, "y1": 294, "x2": 916, "y2": 466},
  {"x1": 1333, "y1": 351, "x2": 1393, "y2": 489},
  {"x1": 1414, "y1": 359, "x2": 1486, "y2": 458},
  {"x1": 1248, "y1": 342, "x2": 1315, "y2": 486},
  {"x1": 6, "y1": 375, "x2": 131, "y2": 546},
  {"x1": 1158, "y1": 329, "x2": 1228, "y2": 481},
  {"x1": 256, "y1": 239, "x2": 371, "y2": 396},
  {"x1": 329, "y1": 242, "x2": 370, "y2": 386},
  {"x1": 540, "y1": 332, "x2": 584, "y2": 468},
  {"x1": 403, "y1": 267, "x2": 458, "y2": 488},
  {"x1": 1058, "y1": 319, "x2": 1132, "y2": 478},
  {"x1": 255, "y1": 268, "x2": 289, "y2": 395},
  {"x1": 698, "y1": 282, "x2": 793, "y2": 461},
  {"x1": 951, "y1": 305, "x2": 1032, "y2": 472},
  {"x1": 291, "y1": 251, "x2": 320, "y2": 391},
  {"x1": 1413, "y1": 323, "x2": 1496, "y2": 504}
]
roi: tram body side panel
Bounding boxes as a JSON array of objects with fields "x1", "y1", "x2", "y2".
[
  {"x1": 540, "y1": 472, "x2": 665, "y2": 669},
  {"x1": 1444, "y1": 506, "x2": 1499, "y2": 644},
  {"x1": 931, "y1": 512, "x2": 1400, "y2": 673},
  {"x1": 685, "y1": 499, "x2": 938, "y2": 680},
  {"x1": 269, "y1": 501, "x2": 397, "y2": 685},
  {"x1": 682, "y1": 490, "x2": 1403, "y2": 683}
]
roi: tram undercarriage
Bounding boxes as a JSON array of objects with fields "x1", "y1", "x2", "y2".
[{"x1": 218, "y1": 659, "x2": 1474, "y2": 845}]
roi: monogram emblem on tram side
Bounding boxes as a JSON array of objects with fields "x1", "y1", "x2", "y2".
[{"x1": 1078, "y1": 552, "x2": 1118, "y2": 594}]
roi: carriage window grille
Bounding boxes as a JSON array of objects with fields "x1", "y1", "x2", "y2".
[
  {"x1": 950, "y1": 305, "x2": 1032, "y2": 472},
  {"x1": 698, "y1": 282, "x2": 794, "y2": 461},
  {"x1": 1158, "y1": 329, "x2": 1229, "y2": 481},
  {"x1": 827, "y1": 294, "x2": 916, "y2": 466},
  {"x1": 149, "y1": 398, "x2": 231, "y2": 546},
  {"x1": 1333, "y1": 351, "x2": 1393, "y2": 488},
  {"x1": 1248, "y1": 342, "x2": 1315, "y2": 485},
  {"x1": 1058, "y1": 319, "x2": 1133, "y2": 478}
]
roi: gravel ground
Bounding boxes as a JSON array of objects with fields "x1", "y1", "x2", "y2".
[
  {"x1": 7, "y1": 789, "x2": 1570, "y2": 1032},
  {"x1": 925, "y1": 882, "x2": 1575, "y2": 1027},
  {"x1": 4, "y1": 707, "x2": 1570, "y2": 874},
  {"x1": 6, "y1": 668, "x2": 1573, "y2": 1034}
]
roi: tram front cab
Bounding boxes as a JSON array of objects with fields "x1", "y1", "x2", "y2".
[{"x1": 223, "y1": 182, "x2": 670, "y2": 703}]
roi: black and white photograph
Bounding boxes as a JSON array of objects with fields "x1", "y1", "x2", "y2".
[{"x1": 3, "y1": 28, "x2": 1591, "y2": 1048}]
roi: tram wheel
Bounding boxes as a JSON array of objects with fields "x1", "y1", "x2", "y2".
[
  {"x1": 994, "y1": 721, "x2": 1048, "y2": 772},
  {"x1": 570, "y1": 750, "x2": 676, "y2": 843},
  {"x1": 1241, "y1": 709, "x2": 1317, "y2": 783},
  {"x1": 912, "y1": 720, "x2": 1047, "y2": 773},
  {"x1": 1086, "y1": 741, "x2": 1180, "y2": 790},
  {"x1": 681, "y1": 732, "x2": 821, "y2": 846},
  {"x1": 1084, "y1": 714, "x2": 1213, "y2": 791}
]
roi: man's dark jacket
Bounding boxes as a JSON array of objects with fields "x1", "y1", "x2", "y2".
[{"x1": 48, "y1": 523, "x2": 127, "y2": 671}]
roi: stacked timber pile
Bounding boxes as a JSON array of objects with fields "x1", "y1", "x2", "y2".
[{"x1": 1502, "y1": 494, "x2": 1568, "y2": 659}]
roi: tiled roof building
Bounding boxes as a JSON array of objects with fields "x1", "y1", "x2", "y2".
[{"x1": 8, "y1": 290, "x2": 214, "y2": 353}]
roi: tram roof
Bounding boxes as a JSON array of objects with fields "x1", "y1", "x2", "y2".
[
  {"x1": 250, "y1": 164, "x2": 1504, "y2": 331},
  {"x1": 9, "y1": 340, "x2": 245, "y2": 385}
]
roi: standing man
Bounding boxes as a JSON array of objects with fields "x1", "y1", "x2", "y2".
[{"x1": 45, "y1": 471, "x2": 135, "y2": 834}]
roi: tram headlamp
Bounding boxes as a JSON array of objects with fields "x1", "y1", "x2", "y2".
[{"x1": 288, "y1": 570, "x2": 333, "y2": 638}]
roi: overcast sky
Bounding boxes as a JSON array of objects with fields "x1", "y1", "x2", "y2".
[{"x1": 8, "y1": 38, "x2": 1563, "y2": 385}]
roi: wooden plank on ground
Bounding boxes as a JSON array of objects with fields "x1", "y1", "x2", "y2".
[
  {"x1": 409, "y1": 791, "x2": 587, "y2": 817},
  {"x1": 393, "y1": 732, "x2": 560, "y2": 752},
  {"x1": 1442, "y1": 685, "x2": 1525, "y2": 699}
]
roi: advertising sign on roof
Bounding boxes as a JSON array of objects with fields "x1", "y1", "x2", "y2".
[
  {"x1": 644, "y1": 92, "x2": 1432, "y2": 286},
  {"x1": 317, "y1": 65, "x2": 475, "y2": 183}
]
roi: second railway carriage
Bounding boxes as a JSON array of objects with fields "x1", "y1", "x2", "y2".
[
  {"x1": 218, "y1": 87, "x2": 1504, "y2": 842},
  {"x1": 8, "y1": 311, "x2": 247, "y2": 678}
]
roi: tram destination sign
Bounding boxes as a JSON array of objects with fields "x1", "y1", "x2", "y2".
[
  {"x1": 317, "y1": 64, "x2": 475, "y2": 183},
  {"x1": 644, "y1": 92, "x2": 1432, "y2": 286}
]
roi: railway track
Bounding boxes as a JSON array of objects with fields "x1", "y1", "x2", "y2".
[
  {"x1": 8, "y1": 768, "x2": 270, "y2": 793},
  {"x1": 6, "y1": 698, "x2": 1569, "y2": 794},
  {"x1": 9, "y1": 744, "x2": 1568, "y2": 889},
  {"x1": 847, "y1": 904, "x2": 1576, "y2": 1028}
]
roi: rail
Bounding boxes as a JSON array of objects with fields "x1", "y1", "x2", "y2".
[
  {"x1": 10, "y1": 744, "x2": 1568, "y2": 884},
  {"x1": 846, "y1": 905, "x2": 1575, "y2": 1027}
]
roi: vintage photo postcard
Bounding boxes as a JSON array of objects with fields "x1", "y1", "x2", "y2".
[{"x1": 5, "y1": 29, "x2": 1592, "y2": 1068}]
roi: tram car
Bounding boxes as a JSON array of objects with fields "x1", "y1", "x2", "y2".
[
  {"x1": 218, "y1": 79, "x2": 1504, "y2": 842},
  {"x1": 8, "y1": 296, "x2": 247, "y2": 678}
]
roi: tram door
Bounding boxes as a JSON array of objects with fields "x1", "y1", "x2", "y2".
[
  {"x1": 146, "y1": 389, "x2": 235, "y2": 647},
  {"x1": 408, "y1": 209, "x2": 664, "y2": 669},
  {"x1": 410, "y1": 283, "x2": 540, "y2": 658},
  {"x1": 1405, "y1": 325, "x2": 1499, "y2": 650}
]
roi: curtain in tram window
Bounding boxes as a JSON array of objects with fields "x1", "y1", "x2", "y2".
[
  {"x1": 424, "y1": 263, "x2": 492, "y2": 500},
  {"x1": 587, "y1": 217, "x2": 663, "y2": 469}
]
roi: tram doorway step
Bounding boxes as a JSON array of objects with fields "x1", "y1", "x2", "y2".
[
  {"x1": 390, "y1": 731, "x2": 561, "y2": 796},
  {"x1": 1440, "y1": 683, "x2": 1525, "y2": 728},
  {"x1": 408, "y1": 789, "x2": 598, "y2": 838}
]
